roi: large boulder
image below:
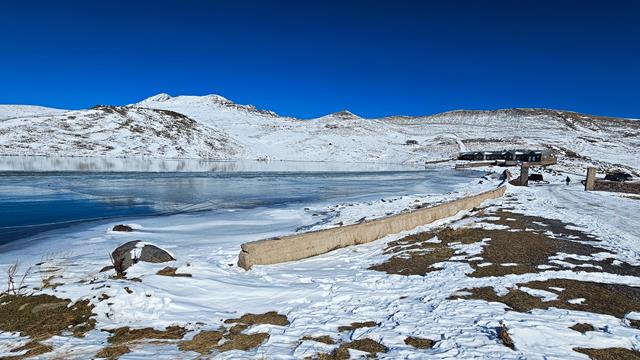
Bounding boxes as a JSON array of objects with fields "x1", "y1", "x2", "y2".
[{"x1": 111, "y1": 241, "x2": 174, "y2": 272}]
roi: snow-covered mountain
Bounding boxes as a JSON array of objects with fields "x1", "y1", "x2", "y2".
[
  {"x1": 0, "y1": 104, "x2": 239, "y2": 158},
  {"x1": 1, "y1": 93, "x2": 638, "y2": 170},
  {"x1": 0, "y1": 104, "x2": 65, "y2": 121}
]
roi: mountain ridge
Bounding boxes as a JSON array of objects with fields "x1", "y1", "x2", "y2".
[{"x1": 1, "y1": 93, "x2": 638, "y2": 171}]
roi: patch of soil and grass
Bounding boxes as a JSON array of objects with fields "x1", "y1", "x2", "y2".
[
  {"x1": 178, "y1": 328, "x2": 269, "y2": 355},
  {"x1": 573, "y1": 347, "x2": 640, "y2": 360},
  {"x1": 178, "y1": 330, "x2": 224, "y2": 354},
  {"x1": 369, "y1": 227, "x2": 476, "y2": 275},
  {"x1": 224, "y1": 311, "x2": 290, "y2": 326},
  {"x1": 302, "y1": 335, "x2": 336, "y2": 344},
  {"x1": 0, "y1": 294, "x2": 95, "y2": 341},
  {"x1": 178, "y1": 312, "x2": 289, "y2": 355},
  {"x1": 371, "y1": 210, "x2": 640, "y2": 278},
  {"x1": 216, "y1": 333, "x2": 270, "y2": 352},
  {"x1": 337, "y1": 321, "x2": 377, "y2": 332},
  {"x1": 5, "y1": 341, "x2": 54, "y2": 360},
  {"x1": 570, "y1": 323, "x2": 595, "y2": 334},
  {"x1": 95, "y1": 345, "x2": 131, "y2": 359},
  {"x1": 404, "y1": 336, "x2": 434, "y2": 349},
  {"x1": 317, "y1": 338, "x2": 388, "y2": 360},
  {"x1": 106, "y1": 326, "x2": 187, "y2": 345},
  {"x1": 451, "y1": 279, "x2": 640, "y2": 319}
]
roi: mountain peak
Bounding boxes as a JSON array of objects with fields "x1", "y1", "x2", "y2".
[
  {"x1": 327, "y1": 110, "x2": 361, "y2": 119},
  {"x1": 145, "y1": 93, "x2": 172, "y2": 102},
  {"x1": 203, "y1": 94, "x2": 232, "y2": 104}
]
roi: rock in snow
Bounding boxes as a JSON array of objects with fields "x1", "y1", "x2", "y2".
[{"x1": 111, "y1": 240, "x2": 174, "y2": 271}]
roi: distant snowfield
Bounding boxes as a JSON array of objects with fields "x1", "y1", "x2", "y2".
[{"x1": 1, "y1": 93, "x2": 639, "y2": 170}]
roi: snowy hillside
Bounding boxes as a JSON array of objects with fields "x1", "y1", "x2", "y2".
[
  {"x1": 0, "y1": 104, "x2": 65, "y2": 121},
  {"x1": 1, "y1": 94, "x2": 638, "y2": 170},
  {"x1": 0, "y1": 105, "x2": 240, "y2": 158}
]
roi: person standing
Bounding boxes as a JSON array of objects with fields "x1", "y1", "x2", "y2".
[{"x1": 565, "y1": 176, "x2": 571, "y2": 185}]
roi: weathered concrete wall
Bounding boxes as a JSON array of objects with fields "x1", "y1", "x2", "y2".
[
  {"x1": 584, "y1": 167, "x2": 640, "y2": 194},
  {"x1": 593, "y1": 180, "x2": 640, "y2": 194},
  {"x1": 454, "y1": 161, "x2": 496, "y2": 169},
  {"x1": 238, "y1": 186, "x2": 506, "y2": 269}
]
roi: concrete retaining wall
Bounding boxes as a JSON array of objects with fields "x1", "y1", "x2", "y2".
[
  {"x1": 594, "y1": 180, "x2": 640, "y2": 194},
  {"x1": 585, "y1": 167, "x2": 640, "y2": 194},
  {"x1": 238, "y1": 186, "x2": 506, "y2": 269},
  {"x1": 455, "y1": 161, "x2": 496, "y2": 169}
]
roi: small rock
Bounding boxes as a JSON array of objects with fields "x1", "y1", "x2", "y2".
[{"x1": 112, "y1": 225, "x2": 133, "y2": 232}]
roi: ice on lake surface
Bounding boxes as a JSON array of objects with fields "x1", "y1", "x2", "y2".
[{"x1": 0, "y1": 156, "x2": 482, "y2": 248}]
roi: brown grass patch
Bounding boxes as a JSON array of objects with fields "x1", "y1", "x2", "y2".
[
  {"x1": 404, "y1": 336, "x2": 434, "y2": 349},
  {"x1": 302, "y1": 335, "x2": 336, "y2": 344},
  {"x1": 574, "y1": 347, "x2": 640, "y2": 360},
  {"x1": 106, "y1": 326, "x2": 187, "y2": 345},
  {"x1": 318, "y1": 338, "x2": 388, "y2": 359},
  {"x1": 95, "y1": 345, "x2": 131, "y2": 359},
  {"x1": 228, "y1": 323, "x2": 249, "y2": 334},
  {"x1": 0, "y1": 294, "x2": 95, "y2": 340},
  {"x1": 370, "y1": 210, "x2": 640, "y2": 278},
  {"x1": 178, "y1": 322, "x2": 273, "y2": 355},
  {"x1": 337, "y1": 321, "x2": 377, "y2": 332},
  {"x1": 6, "y1": 341, "x2": 53, "y2": 360},
  {"x1": 178, "y1": 330, "x2": 224, "y2": 354},
  {"x1": 156, "y1": 267, "x2": 192, "y2": 277},
  {"x1": 369, "y1": 226, "x2": 478, "y2": 275},
  {"x1": 570, "y1": 323, "x2": 595, "y2": 334},
  {"x1": 224, "y1": 311, "x2": 289, "y2": 326},
  {"x1": 452, "y1": 279, "x2": 640, "y2": 319},
  {"x1": 217, "y1": 333, "x2": 270, "y2": 352}
]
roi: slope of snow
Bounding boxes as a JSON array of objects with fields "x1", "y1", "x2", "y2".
[
  {"x1": 2, "y1": 170, "x2": 640, "y2": 358},
  {"x1": 0, "y1": 105, "x2": 240, "y2": 158},
  {"x1": 0, "y1": 104, "x2": 66, "y2": 121}
]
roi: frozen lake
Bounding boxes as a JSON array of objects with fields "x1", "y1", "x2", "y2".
[{"x1": 0, "y1": 157, "x2": 482, "y2": 249}]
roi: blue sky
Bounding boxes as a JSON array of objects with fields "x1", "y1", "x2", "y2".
[{"x1": 1, "y1": 0, "x2": 639, "y2": 118}]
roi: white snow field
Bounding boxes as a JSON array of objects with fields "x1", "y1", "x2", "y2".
[{"x1": 1, "y1": 164, "x2": 640, "y2": 359}]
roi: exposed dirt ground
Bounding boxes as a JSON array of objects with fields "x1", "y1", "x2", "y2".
[
  {"x1": 450, "y1": 279, "x2": 640, "y2": 320},
  {"x1": 573, "y1": 347, "x2": 640, "y2": 360},
  {"x1": 369, "y1": 205, "x2": 640, "y2": 355},
  {"x1": 0, "y1": 294, "x2": 95, "y2": 340},
  {"x1": 316, "y1": 338, "x2": 389, "y2": 359},
  {"x1": 106, "y1": 326, "x2": 187, "y2": 345},
  {"x1": 371, "y1": 209, "x2": 640, "y2": 278},
  {"x1": 404, "y1": 336, "x2": 435, "y2": 349}
]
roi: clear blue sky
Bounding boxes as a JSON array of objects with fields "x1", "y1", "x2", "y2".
[{"x1": 1, "y1": 0, "x2": 639, "y2": 118}]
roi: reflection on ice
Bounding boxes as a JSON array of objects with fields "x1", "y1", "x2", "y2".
[
  {"x1": 0, "y1": 156, "x2": 482, "y2": 249},
  {"x1": 0, "y1": 156, "x2": 424, "y2": 173}
]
